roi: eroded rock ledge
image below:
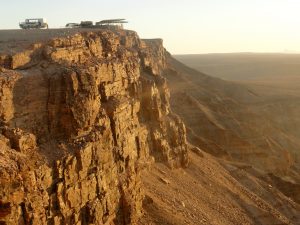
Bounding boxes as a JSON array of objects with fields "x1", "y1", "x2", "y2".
[{"x1": 0, "y1": 30, "x2": 188, "y2": 225}]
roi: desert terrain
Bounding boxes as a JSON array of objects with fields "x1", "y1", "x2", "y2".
[
  {"x1": 139, "y1": 54, "x2": 300, "y2": 224},
  {"x1": 0, "y1": 30, "x2": 300, "y2": 225},
  {"x1": 175, "y1": 53, "x2": 300, "y2": 94}
]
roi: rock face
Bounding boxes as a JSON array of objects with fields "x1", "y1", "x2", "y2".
[
  {"x1": 164, "y1": 56, "x2": 300, "y2": 208},
  {"x1": 0, "y1": 30, "x2": 188, "y2": 225},
  {"x1": 165, "y1": 56, "x2": 300, "y2": 175}
]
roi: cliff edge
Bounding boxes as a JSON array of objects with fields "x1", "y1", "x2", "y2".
[
  {"x1": 1, "y1": 29, "x2": 299, "y2": 225},
  {"x1": 0, "y1": 30, "x2": 188, "y2": 225}
]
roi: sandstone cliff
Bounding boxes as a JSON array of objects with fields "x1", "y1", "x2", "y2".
[{"x1": 0, "y1": 30, "x2": 188, "y2": 225}]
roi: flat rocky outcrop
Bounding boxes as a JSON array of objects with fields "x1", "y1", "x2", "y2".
[{"x1": 0, "y1": 30, "x2": 188, "y2": 225}]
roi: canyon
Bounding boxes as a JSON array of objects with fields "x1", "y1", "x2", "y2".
[{"x1": 0, "y1": 29, "x2": 299, "y2": 225}]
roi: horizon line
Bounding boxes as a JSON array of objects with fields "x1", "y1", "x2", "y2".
[{"x1": 173, "y1": 51, "x2": 300, "y2": 55}]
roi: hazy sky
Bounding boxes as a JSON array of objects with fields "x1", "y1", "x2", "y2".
[{"x1": 1, "y1": 0, "x2": 300, "y2": 54}]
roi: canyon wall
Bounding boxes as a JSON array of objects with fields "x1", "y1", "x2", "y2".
[{"x1": 0, "y1": 30, "x2": 188, "y2": 225}]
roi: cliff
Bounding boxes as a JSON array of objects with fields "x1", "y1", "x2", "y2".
[
  {"x1": 0, "y1": 30, "x2": 188, "y2": 225},
  {"x1": 165, "y1": 56, "x2": 300, "y2": 176}
]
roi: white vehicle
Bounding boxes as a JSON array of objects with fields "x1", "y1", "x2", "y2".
[{"x1": 19, "y1": 18, "x2": 49, "y2": 29}]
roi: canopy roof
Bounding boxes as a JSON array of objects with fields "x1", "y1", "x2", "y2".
[{"x1": 96, "y1": 19, "x2": 128, "y2": 25}]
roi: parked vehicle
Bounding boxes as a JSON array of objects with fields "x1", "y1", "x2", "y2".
[
  {"x1": 80, "y1": 21, "x2": 93, "y2": 27},
  {"x1": 19, "y1": 18, "x2": 48, "y2": 29},
  {"x1": 65, "y1": 23, "x2": 80, "y2": 28}
]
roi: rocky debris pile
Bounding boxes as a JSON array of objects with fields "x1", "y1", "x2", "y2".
[{"x1": 0, "y1": 30, "x2": 188, "y2": 224}]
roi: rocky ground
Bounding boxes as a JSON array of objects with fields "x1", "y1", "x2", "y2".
[
  {"x1": 139, "y1": 150, "x2": 300, "y2": 225},
  {"x1": 0, "y1": 29, "x2": 299, "y2": 225},
  {"x1": 143, "y1": 54, "x2": 300, "y2": 224},
  {"x1": 0, "y1": 29, "x2": 104, "y2": 53}
]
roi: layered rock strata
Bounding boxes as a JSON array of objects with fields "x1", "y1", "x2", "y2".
[{"x1": 0, "y1": 30, "x2": 188, "y2": 225}]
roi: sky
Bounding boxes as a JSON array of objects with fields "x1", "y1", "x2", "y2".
[{"x1": 1, "y1": 0, "x2": 300, "y2": 54}]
